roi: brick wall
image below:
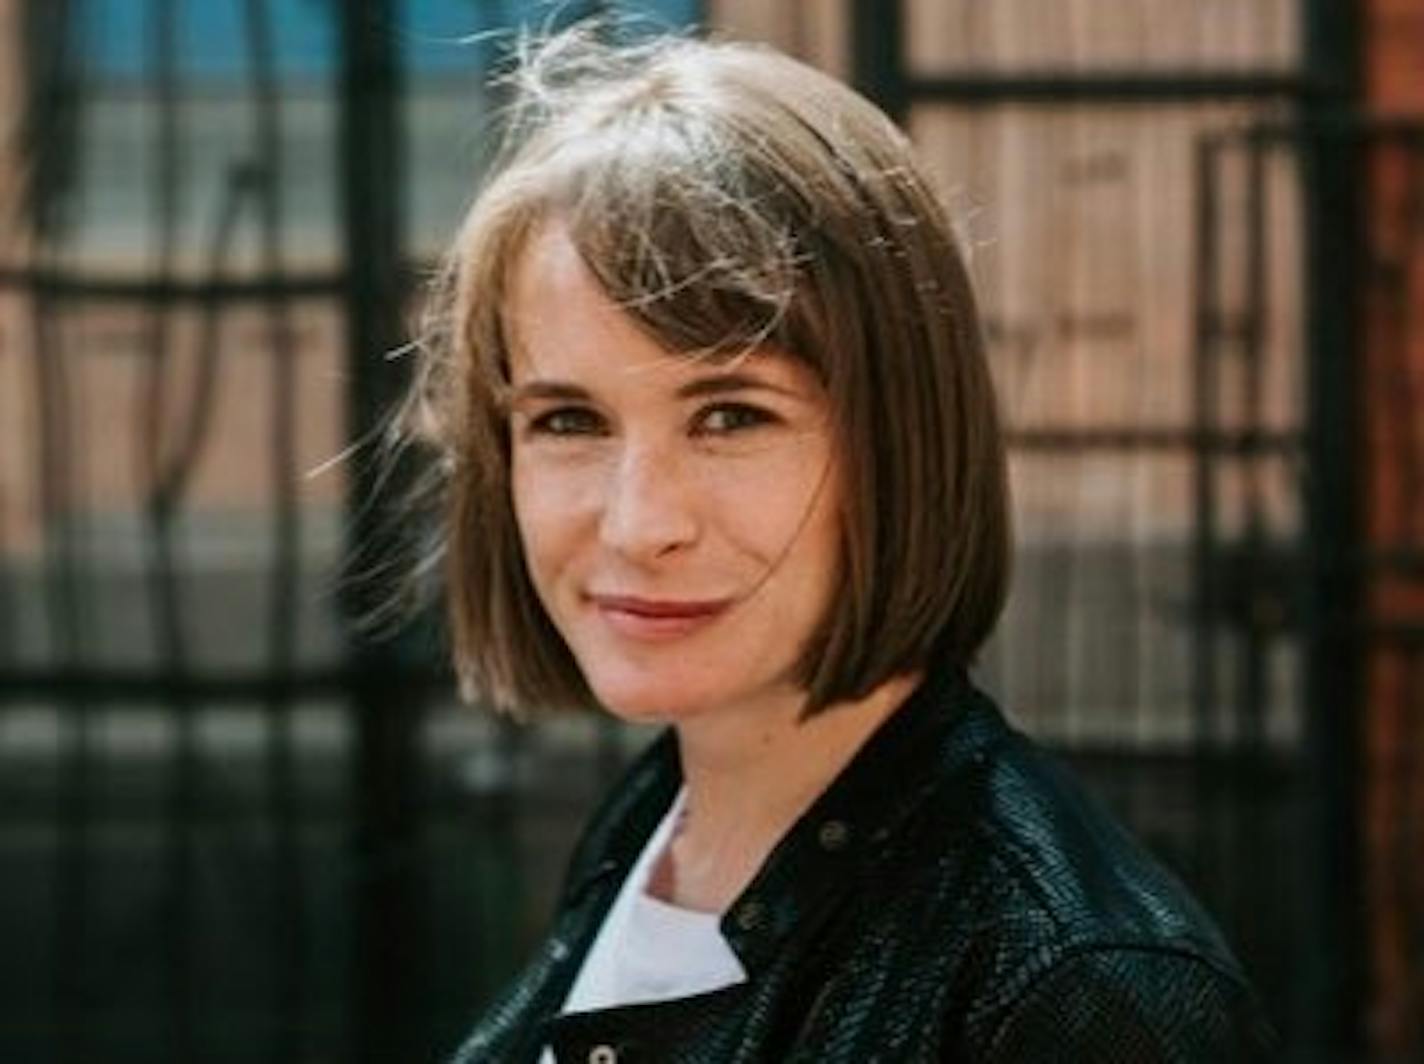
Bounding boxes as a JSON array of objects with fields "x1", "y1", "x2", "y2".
[{"x1": 1362, "y1": 0, "x2": 1424, "y2": 1052}]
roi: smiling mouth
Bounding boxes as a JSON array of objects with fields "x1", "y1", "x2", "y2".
[{"x1": 587, "y1": 594, "x2": 731, "y2": 639}]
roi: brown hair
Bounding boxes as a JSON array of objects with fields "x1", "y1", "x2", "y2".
[{"x1": 410, "y1": 26, "x2": 1011, "y2": 715}]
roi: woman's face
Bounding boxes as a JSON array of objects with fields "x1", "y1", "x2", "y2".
[{"x1": 505, "y1": 225, "x2": 843, "y2": 724}]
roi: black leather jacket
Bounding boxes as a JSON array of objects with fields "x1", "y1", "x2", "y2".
[{"x1": 451, "y1": 666, "x2": 1279, "y2": 1062}]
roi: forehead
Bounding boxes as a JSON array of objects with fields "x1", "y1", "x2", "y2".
[
  {"x1": 503, "y1": 223, "x2": 817, "y2": 394},
  {"x1": 503, "y1": 223, "x2": 631, "y2": 375}
]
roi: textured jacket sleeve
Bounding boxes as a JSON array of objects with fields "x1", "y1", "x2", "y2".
[{"x1": 977, "y1": 947, "x2": 1280, "y2": 1062}]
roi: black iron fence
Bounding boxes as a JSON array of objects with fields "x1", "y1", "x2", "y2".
[
  {"x1": 0, "y1": 3, "x2": 605, "y2": 1060},
  {"x1": 2, "y1": 1, "x2": 1421, "y2": 1061},
  {"x1": 851, "y1": 2, "x2": 1420, "y2": 1060}
]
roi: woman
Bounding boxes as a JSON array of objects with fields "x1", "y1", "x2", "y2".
[{"x1": 414, "y1": 26, "x2": 1278, "y2": 1063}]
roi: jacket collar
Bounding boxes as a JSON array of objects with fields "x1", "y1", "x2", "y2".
[{"x1": 563, "y1": 662, "x2": 993, "y2": 975}]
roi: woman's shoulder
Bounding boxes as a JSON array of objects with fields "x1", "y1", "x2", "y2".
[
  {"x1": 968, "y1": 942, "x2": 1280, "y2": 1060},
  {"x1": 887, "y1": 685, "x2": 1278, "y2": 1055},
  {"x1": 948, "y1": 712, "x2": 1228, "y2": 951},
  {"x1": 898, "y1": 690, "x2": 1234, "y2": 960}
]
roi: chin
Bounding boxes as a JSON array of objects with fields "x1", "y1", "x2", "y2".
[
  {"x1": 591, "y1": 687, "x2": 710, "y2": 725},
  {"x1": 583, "y1": 670, "x2": 724, "y2": 725}
]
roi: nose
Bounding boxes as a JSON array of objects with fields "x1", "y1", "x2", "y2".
[{"x1": 599, "y1": 440, "x2": 699, "y2": 562}]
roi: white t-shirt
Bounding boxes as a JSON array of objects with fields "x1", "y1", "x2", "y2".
[{"x1": 539, "y1": 790, "x2": 748, "y2": 1063}]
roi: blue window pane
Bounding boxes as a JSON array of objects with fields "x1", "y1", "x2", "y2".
[
  {"x1": 638, "y1": 0, "x2": 702, "y2": 27},
  {"x1": 83, "y1": 0, "x2": 336, "y2": 80},
  {"x1": 82, "y1": 1, "x2": 699, "y2": 81},
  {"x1": 400, "y1": 0, "x2": 703, "y2": 71},
  {"x1": 81, "y1": 0, "x2": 147, "y2": 78}
]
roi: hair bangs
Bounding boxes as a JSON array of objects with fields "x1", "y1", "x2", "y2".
[{"x1": 541, "y1": 115, "x2": 817, "y2": 367}]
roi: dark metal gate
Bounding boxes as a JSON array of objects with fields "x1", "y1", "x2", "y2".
[
  {"x1": 2, "y1": 4, "x2": 702, "y2": 1060},
  {"x1": 4, "y1": 2, "x2": 1421, "y2": 1062},
  {"x1": 850, "y1": 1, "x2": 1422, "y2": 1060},
  {"x1": 1193, "y1": 112, "x2": 1424, "y2": 1062},
  {"x1": 4, "y1": 2, "x2": 499, "y2": 1060}
]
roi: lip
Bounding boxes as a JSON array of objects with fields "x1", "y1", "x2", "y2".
[{"x1": 587, "y1": 593, "x2": 731, "y2": 640}]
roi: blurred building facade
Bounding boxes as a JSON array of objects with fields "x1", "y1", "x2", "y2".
[{"x1": 1, "y1": 1, "x2": 1421, "y2": 1061}]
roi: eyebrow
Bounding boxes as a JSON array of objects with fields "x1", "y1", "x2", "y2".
[
  {"x1": 509, "y1": 381, "x2": 590, "y2": 404},
  {"x1": 509, "y1": 370, "x2": 805, "y2": 405},
  {"x1": 674, "y1": 371, "x2": 803, "y2": 401}
]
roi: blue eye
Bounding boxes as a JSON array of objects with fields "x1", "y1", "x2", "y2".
[
  {"x1": 696, "y1": 403, "x2": 775, "y2": 435},
  {"x1": 528, "y1": 406, "x2": 606, "y2": 436}
]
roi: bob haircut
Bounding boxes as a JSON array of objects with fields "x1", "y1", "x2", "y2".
[{"x1": 411, "y1": 26, "x2": 1011, "y2": 716}]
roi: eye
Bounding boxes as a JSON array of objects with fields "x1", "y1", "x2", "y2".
[
  {"x1": 694, "y1": 402, "x2": 777, "y2": 435},
  {"x1": 526, "y1": 405, "x2": 607, "y2": 437}
]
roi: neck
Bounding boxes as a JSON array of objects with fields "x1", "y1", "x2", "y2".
[{"x1": 648, "y1": 671, "x2": 922, "y2": 913}]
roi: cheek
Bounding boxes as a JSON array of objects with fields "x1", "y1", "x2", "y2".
[
  {"x1": 509, "y1": 466, "x2": 557, "y2": 577},
  {"x1": 510, "y1": 460, "x2": 593, "y2": 586},
  {"x1": 714, "y1": 461, "x2": 844, "y2": 595},
  {"x1": 795, "y1": 463, "x2": 847, "y2": 594},
  {"x1": 805, "y1": 494, "x2": 846, "y2": 588},
  {"x1": 769, "y1": 446, "x2": 843, "y2": 550}
]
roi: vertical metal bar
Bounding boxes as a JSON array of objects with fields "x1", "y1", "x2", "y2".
[
  {"x1": 242, "y1": 1, "x2": 307, "y2": 1059},
  {"x1": 1230, "y1": 129, "x2": 1271, "y2": 962},
  {"x1": 1189, "y1": 133, "x2": 1233, "y2": 943},
  {"x1": 23, "y1": 3, "x2": 90, "y2": 1059},
  {"x1": 19, "y1": 0, "x2": 81, "y2": 244},
  {"x1": 1300, "y1": 0, "x2": 1366, "y2": 1053},
  {"x1": 851, "y1": 0, "x2": 907, "y2": 126},
  {"x1": 38, "y1": 298, "x2": 91, "y2": 1064},
  {"x1": 1191, "y1": 135, "x2": 1222, "y2": 756},
  {"x1": 1239, "y1": 134, "x2": 1268, "y2": 755},
  {"x1": 139, "y1": 2, "x2": 203, "y2": 1058},
  {"x1": 338, "y1": 4, "x2": 424, "y2": 1060}
]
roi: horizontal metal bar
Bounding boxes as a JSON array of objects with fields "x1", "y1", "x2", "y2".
[
  {"x1": 0, "y1": 667, "x2": 452, "y2": 704},
  {"x1": 1063, "y1": 746, "x2": 1302, "y2": 775},
  {"x1": 1367, "y1": 548, "x2": 1424, "y2": 577},
  {"x1": 906, "y1": 71, "x2": 1320, "y2": 105},
  {"x1": 1365, "y1": 622, "x2": 1424, "y2": 647},
  {"x1": 1206, "y1": 549, "x2": 1424, "y2": 580},
  {"x1": 1007, "y1": 427, "x2": 1300, "y2": 453},
  {"x1": 1229, "y1": 115, "x2": 1424, "y2": 147},
  {"x1": 0, "y1": 265, "x2": 348, "y2": 302}
]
